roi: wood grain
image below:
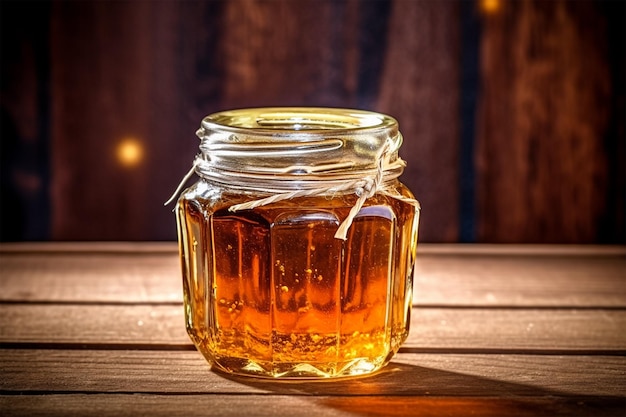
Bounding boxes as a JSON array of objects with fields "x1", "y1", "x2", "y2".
[
  {"x1": 2, "y1": 350, "x2": 624, "y2": 397},
  {"x1": 42, "y1": 0, "x2": 462, "y2": 242},
  {"x1": 476, "y1": 0, "x2": 622, "y2": 243},
  {"x1": 2, "y1": 394, "x2": 624, "y2": 417},
  {"x1": 3, "y1": 1, "x2": 623, "y2": 244},
  {"x1": 0, "y1": 243, "x2": 624, "y2": 417},
  {"x1": 0, "y1": 252, "x2": 182, "y2": 303},
  {"x1": 1, "y1": 244, "x2": 624, "y2": 306},
  {"x1": 377, "y1": 1, "x2": 460, "y2": 242},
  {"x1": 50, "y1": 1, "x2": 151, "y2": 240},
  {"x1": 1, "y1": 304, "x2": 624, "y2": 351},
  {"x1": 414, "y1": 252, "x2": 626, "y2": 307}
]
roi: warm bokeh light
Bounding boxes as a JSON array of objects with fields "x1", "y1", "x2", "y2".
[
  {"x1": 116, "y1": 137, "x2": 144, "y2": 167},
  {"x1": 479, "y1": 0, "x2": 501, "y2": 14}
]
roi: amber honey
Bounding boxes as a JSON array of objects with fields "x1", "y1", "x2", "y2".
[{"x1": 172, "y1": 108, "x2": 419, "y2": 378}]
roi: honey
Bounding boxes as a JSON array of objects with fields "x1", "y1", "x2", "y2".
[{"x1": 172, "y1": 108, "x2": 419, "y2": 378}]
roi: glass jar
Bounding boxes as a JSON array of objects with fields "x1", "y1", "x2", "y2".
[{"x1": 171, "y1": 107, "x2": 420, "y2": 379}]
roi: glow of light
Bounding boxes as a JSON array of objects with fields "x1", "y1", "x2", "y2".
[
  {"x1": 479, "y1": 0, "x2": 501, "y2": 14},
  {"x1": 116, "y1": 137, "x2": 144, "y2": 167}
]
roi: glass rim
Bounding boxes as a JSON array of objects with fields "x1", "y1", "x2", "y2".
[{"x1": 200, "y1": 107, "x2": 398, "y2": 137}]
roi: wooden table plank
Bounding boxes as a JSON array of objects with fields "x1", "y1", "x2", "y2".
[
  {"x1": 414, "y1": 253, "x2": 626, "y2": 307},
  {"x1": 0, "y1": 252, "x2": 182, "y2": 303},
  {"x1": 2, "y1": 350, "x2": 624, "y2": 397},
  {"x1": 0, "y1": 305, "x2": 188, "y2": 346},
  {"x1": 2, "y1": 394, "x2": 623, "y2": 417},
  {"x1": 1, "y1": 304, "x2": 625, "y2": 351},
  {"x1": 1, "y1": 244, "x2": 624, "y2": 307}
]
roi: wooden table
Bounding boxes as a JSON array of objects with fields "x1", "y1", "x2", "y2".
[{"x1": 1, "y1": 243, "x2": 625, "y2": 416}]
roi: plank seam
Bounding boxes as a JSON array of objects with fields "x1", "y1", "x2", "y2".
[
  {"x1": 1, "y1": 342, "x2": 625, "y2": 356},
  {"x1": 0, "y1": 391, "x2": 624, "y2": 400},
  {"x1": 1, "y1": 300, "x2": 625, "y2": 310}
]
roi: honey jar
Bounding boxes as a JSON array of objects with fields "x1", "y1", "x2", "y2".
[{"x1": 169, "y1": 107, "x2": 420, "y2": 378}]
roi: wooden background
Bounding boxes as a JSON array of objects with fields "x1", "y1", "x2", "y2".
[{"x1": 1, "y1": 0, "x2": 624, "y2": 243}]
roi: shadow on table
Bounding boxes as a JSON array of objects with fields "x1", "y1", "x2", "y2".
[{"x1": 215, "y1": 360, "x2": 625, "y2": 417}]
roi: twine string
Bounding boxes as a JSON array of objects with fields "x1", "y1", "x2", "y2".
[
  {"x1": 164, "y1": 157, "x2": 201, "y2": 207},
  {"x1": 166, "y1": 139, "x2": 418, "y2": 240}
]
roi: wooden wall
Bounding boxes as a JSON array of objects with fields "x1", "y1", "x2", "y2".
[
  {"x1": 1, "y1": 0, "x2": 623, "y2": 243},
  {"x1": 477, "y1": 0, "x2": 625, "y2": 243}
]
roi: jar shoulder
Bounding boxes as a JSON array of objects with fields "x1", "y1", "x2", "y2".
[{"x1": 180, "y1": 180, "x2": 417, "y2": 216}]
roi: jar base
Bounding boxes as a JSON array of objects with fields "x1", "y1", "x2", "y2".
[{"x1": 205, "y1": 354, "x2": 391, "y2": 379}]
